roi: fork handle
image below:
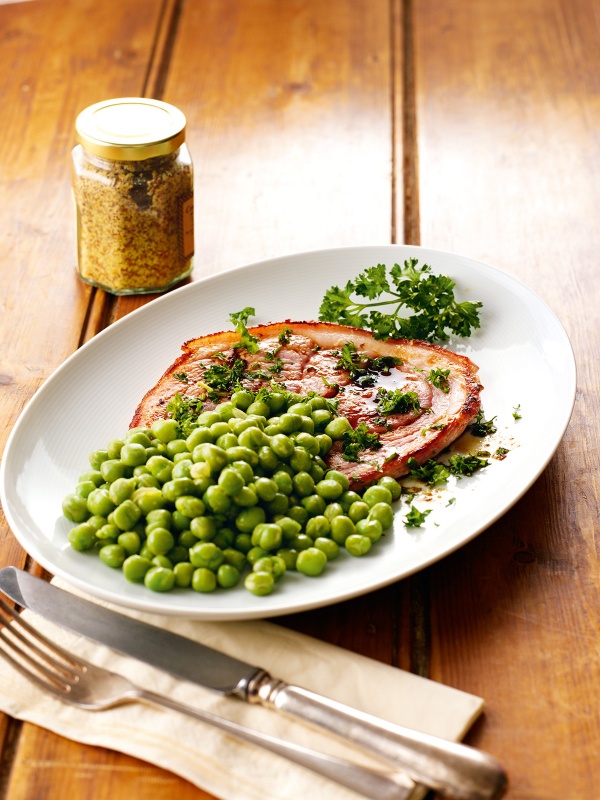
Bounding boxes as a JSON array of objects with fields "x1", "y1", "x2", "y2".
[
  {"x1": 135, "y1": 687, "x2": 414, "y2": 800},
  {"x1": 246, "y1": 674, "x2": 507, "y2": 800}
]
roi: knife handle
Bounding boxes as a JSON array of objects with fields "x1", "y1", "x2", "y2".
[{"x1": 246, "y1": 672, "x2": 507, "y2": 800}]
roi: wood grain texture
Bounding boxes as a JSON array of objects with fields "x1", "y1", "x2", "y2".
[{"x1": 411, "y1": 0, "x2": 600, "y2": 796}]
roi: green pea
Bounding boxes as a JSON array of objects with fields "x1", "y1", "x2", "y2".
[
  {"x1": 265, "y1": 493, "x2": 289, "y2": 516},
  {"x1": 166, "y1": 438, "x2": 190, "y2": 458},
  {"x1": 68, "y1": 522, "x2": 96, "y2": 551},
  {"x1": 197, "y1": 410, "x2": 221, "y2": 427},
  {"x1": 213, "y1": 526, "x2": 235, "y2": 549},
  {"x1": 254, "y1": 477, "x2": 278, "y2": 502},
  {"x1": 152, "y1": 554, "x2": 173, "y2": 569},
  {"x1": 231, "y1": 389, "x2": 254, "y2": 410},
  {"x1": 146, "y1": 508, "x2": 172, "y2": 530},
  {"x1": 339, "y1": 490, "x2": 362, "y2": 512},
  {"x1": 216, "y1": 563, "x2": 241, "y2": 589},
  {"x1": 237, "y1": 426, "x2": 267, "y2": 449},
  {"x1": 216, "y1": 432, "x2": 238, "y2": 450},
  {"x1": 324, "y1": 417, "x2": 353, "y2": 440},
  {"x1": 272, "y1": 470, "x2": 293, "y2": 495},
  {"x1": 314, "y1": 537, "x2": 340, "y2": 560},
  {"x1": 292, "y1": 471, "x2": 314, "y2": 498},
  {"x1": 253, "y1": 555, "x2": 286, "y2": 581},
  {"x1": 290, "y1": 447, "x2": 312, "y2": 473},
  {"x1": 330, "y1": 515, "x2": 356, "y2": 545},
  {"x1": 189, "y1": 541, "x2": 224, "y2": 571},
  {"x1": 151, "y1": 418, "x2": 179, "y2": 443},
  {"x1": 316, "y1": 433, "x2": 333, "y2": 456},
  {"x1": 276, "y1": 548, "x2": 298, "y2": 570},
  {"x1": 122, "y1": 554, "x2": 153, "y2": 583},
  {"x1": 217, "y1": 401, "x2": 237, "y2": 421},
  {"x1": 301, "y1": 493, "x2": 327, "y2": 517},
  {"x1": 377, "y1": 475, "x2": 402, "y2": 500},
  {"x1": 294, "y1": 432, "x2": 320, "y2": 456},
  {"x1": 146, "y1": 455, "x2": 173, "y2": 483},
  {"x1": 190, "y1": 515, "x2": 217, "y2": 541},
  {"x1": 147, "y1": 527, "x2": 175, "y2": 555},
  {"x1": 235, "y1": 506, "x2": 266, "y2": 533},
  {"x1": 287, "y1": 505, "x2": 309, "y2": 528},
  {"x1": 247, "y1": 546, "x2": 269, "y2": 565},
  {"x1": 224, "y1": 446, "x2": 259, "y2": 467},
  {"x1": 100, "y1": 459, "x2": 127, "y2": 484},
  {"x1": 117, "y1": 531, "x2": 142, "y2": 556},
  {"x1": 172, "y1": 459, "x2": 193, "y2": 479},
  {"x1": 275, "y1": 516, "x2": 302, "y2": 540},
  {"x1": 230, "y1": 460, "x2": 255, "y2": 484},
  {"x1": 87, "y1": 514, "x2": 108, "y2": 532},
  {"x1": 113, "y1": 499, "x2": 142, "y2": 531},
  {"x1": 120, "y1": 442, "x2": 148, "y2": 467},
  {"x1": 290, "y1": 533, "x2": 313, "y2": 551},
  {"x1": 63, "y1": 493, "x2": 91, "y2": 523},
  {"x1": 190, "y1": 567, "x2": 216, "y2": 592},
  {"x1": 311, "y1": 408, "x2": 332, "y2": 429},
  {"x1": 325, "y1": 470, "x2": 350, "y2": 492},
  {"x1": 368, "y1": 502, "x2": 395, "y2": 530},
  {"x1": 244, "y1": 571, "x2": 274, "y2": 596},
  {"x1": 78, "y1": 470, "x2": 104, "y2": 488},
  {"x1": 175, "y1": 495, "x2": 205, "y2": 519},
  {"x1": 324, "y1": 502, "x2": 344, "y2": 521},
  {"x1": 356, "y1": 518, "x2": 383, "y2": 542},
  {"x1": 135, "y1": 472, "x2": 161, "y2": 489},
  {"x1": 257, "y1": 445, "x2": 279, "y2": 473},
  {"x1": 89, "y1": 449, "x2": 109, "y2": 470},
  {"x1": 210, "y1": 421, "x2": 231, "y2": 440},
  {"x1": 203, "y1": 484, "x2": 232, "y2": 514},
  {"x1": 174, "y1": 561, "x2": 195, "y2": 588},
  {"x1": 162, "y1": 477, "x2": 197, "y2": 502},
  {"x1": 309, "y1": 462, "x2": 325, "y2": 483},
  {"x1": 108, "y1": 477, "x2": 136, "y2": 505},
  {"x1": 269, "y1": 434, "x2": 295, "y2": 460},
  {"x1": 345, "y1": 534, "x2": 372, "y2": 557},
  {"x1": 186, "y1": 427, "x2": 214, "y2": 450},
  {"x1": 86, "y1": 488, "x2": 116, "y2": 517},
  {"x1": 266, "y1": 391, "x2": 288, "y2": 413},
  {"x1": 234, "y1": 532, "x2": 252, "y2": 553},
  {"x1": 218, "y1": 467, "x2": 245, "y2": 496},
  {"x1": 144, "y1": 565, "x2": 175, "y2": 592},
  {"x1": 278, "y1": 413, "x2": 302, "y2": 434},
  {"x1": 232, "y1": 484, "x2": 259, "y2": 507},
  {"x1": 75, "y1": 480, "x2": 96, "y2": 499},
  {"x1": 305, "y1": 515, "x2": 331, "y2": 539},
  {"x1": 222, "y1": 547, "x2": 247, "y2": 571},
  {"x1": 125, "y1": 430, "x2": 152, "y2": 447},
  {"x1": 131, "y1": 487, "x2": 166, "y2": 515},
  {"x1": 348, "y1": 500, "x2": 370, "y2": 523},
  {"x1": 251, "y1": 523, "x2": 282, "y2": 551},
  {"x1": 315, "y1": 479, "x2": 344, "y2": 501},
  {"x1": 296, "y1": 547, "x2": 327, "y2": 577},
  {"x1": 362, "y1": 485, "x2": 393, "y2": 507},
  {"x1": 99, "y1": 544, "x2": 126, "y2": 569}
]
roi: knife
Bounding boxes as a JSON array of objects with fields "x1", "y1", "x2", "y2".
[{"x1": 0, "y1": 567, "x2": 506, "y2": 800}]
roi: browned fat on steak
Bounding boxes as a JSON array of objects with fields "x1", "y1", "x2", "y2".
[{"x1": 131, "y1": 322, "x2": 482, "y2": 490}]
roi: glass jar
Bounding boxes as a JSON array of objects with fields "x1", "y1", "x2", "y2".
[{"x1": 71, "y1": 97, "x2": 194, "y2": 294}]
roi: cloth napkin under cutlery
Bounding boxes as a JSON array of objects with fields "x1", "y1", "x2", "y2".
[{"x1": 0, "y1": 578, "x2": 484, "y2": 800}]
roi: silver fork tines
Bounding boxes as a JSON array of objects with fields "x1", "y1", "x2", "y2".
[{"x1": 0, "y1": 594, "x2": 415, "y2": 800}]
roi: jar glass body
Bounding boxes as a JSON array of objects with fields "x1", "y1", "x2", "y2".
[{"x1": 71, "y1": 144, "x2": 194, "y2": 294}]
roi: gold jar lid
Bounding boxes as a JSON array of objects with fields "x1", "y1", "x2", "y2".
[{"x1": 75, "y1": 97, "x2": 186, "y2": 161}]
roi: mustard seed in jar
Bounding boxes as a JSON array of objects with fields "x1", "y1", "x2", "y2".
[{"x1": 72, "y1": 98, "x2": 194, "y2": 294}]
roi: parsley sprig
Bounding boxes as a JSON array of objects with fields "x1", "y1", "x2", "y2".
[
  {"x1": 319, "y1": 259, "x2": 482, "y2": 342},
  {"x1": 341, "y1": 422, "x2": 381, "y2": 462}
]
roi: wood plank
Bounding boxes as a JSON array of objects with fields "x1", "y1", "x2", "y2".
[
  {"x1": 0, "y1": 0, "x2": 167, "y2": 571},
  {"x1": 411, "y1": 0, "x2": 600, "y2": 795}
]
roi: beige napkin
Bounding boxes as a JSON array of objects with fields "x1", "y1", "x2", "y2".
[{"x1": 0, "y1": 578, "x2": 484, "y2": 800}]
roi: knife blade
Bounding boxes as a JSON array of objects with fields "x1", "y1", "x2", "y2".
[{"x1": 0, "y1": 567, "x2": 507, "y2": 800}]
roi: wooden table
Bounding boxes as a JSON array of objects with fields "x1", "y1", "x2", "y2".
[{"x1": 1, "y1": 1, "x2": 598, "y2": 797}]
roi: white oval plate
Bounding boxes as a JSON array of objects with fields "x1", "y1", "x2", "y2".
[{"x1": 0, "y1": 245, "x2": 576, "y2": 619}]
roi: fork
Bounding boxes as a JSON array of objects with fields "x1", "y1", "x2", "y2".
[{"x1": 0, "y1": 596, "x2": 415, "y2": 800}]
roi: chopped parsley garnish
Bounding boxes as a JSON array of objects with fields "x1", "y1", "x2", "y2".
[
  {"x1": 334, "y1": 341, "x2": 401, "y2": 387},
  {"x1": 427, "y1": 368, "x2": 450, "y2": 393},
  {"x1": 404, "y1": 505, "x2": 431, "y2": 527},
  {"x1": 407, "y1": 457, "x2": 450, "y2": 486},
  {"x1": 229, "y1": 307, "x2": 259, "y2": 354},
  {"x1": 201, "y1": 358, "x2": 247, "y2": 398},
  {"x1": 278, "y1": 327, "x2": 292, "y2": 344},
  {"x1": 174, "y1": 372, "x2": 188, "y2": 382},
  {"x1": 319, "y1": 258, "x2": 483, "y2": 342},
  {"x1": 341, "y1": 422, "x2": 381, "y2": 462},
  {"x1": 512, "y1": 404, "x2": 522, "y2": 420},
  {"x1": 447, "y1": 453, "x2": 489, "y2": 477},
  {"x1": 494, "y1": 447, "x2": 510, "y2": 459},
  {"x1": 264, "y1": 352, "x2": 285, "y2": 374},
  {"x1": 165, "y1": 393, "x2": 203, "y2": 437},
  {"x1": 376, "y1": 388, "x2": 421, "y2": 415},
  {"x1": 470, "y1": 409, "x2": 497, "y2": 437}
]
